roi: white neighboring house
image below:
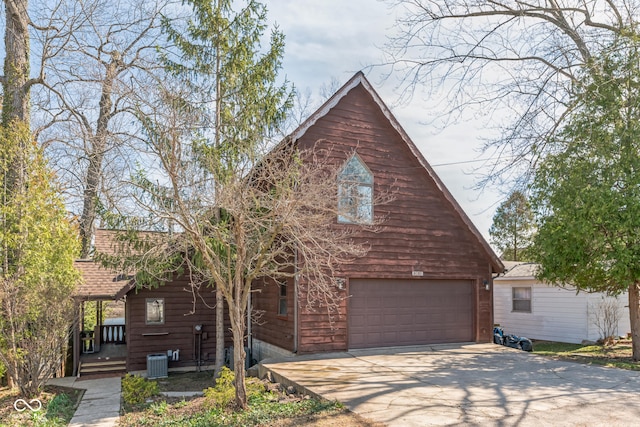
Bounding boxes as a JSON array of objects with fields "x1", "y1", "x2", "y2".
[{"x1": 493, "y1": 261, "x2": 631, "y2": 344}]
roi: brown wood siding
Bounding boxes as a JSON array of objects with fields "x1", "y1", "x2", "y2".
[
  {"x1": 126, "y1": 278, "x2": 229, "y2": 371},
  {"x1": 251, "y1": 277, "x2": 295, "y2": 352},
  {"x1": 293, "y1": 84, "x2": 494, "y2": 353},
  {"x1": 296, "y1": 283, "x2": 349, "y2": 354}
]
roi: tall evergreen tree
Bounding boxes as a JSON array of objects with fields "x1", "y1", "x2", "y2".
[
  {"x1": 0, "y1": 2, "x2": 80, "y2": 392},
  {"x1": 156, "y1": 0, "x2": 291, "y2": 407},
  {"x1": 0, "y1": 122, "x2": 79, "y2": 396}
]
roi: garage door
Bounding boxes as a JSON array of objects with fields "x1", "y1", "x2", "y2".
[{"x1": 349, "y1": 279, "x2": 474, "y2": 349}]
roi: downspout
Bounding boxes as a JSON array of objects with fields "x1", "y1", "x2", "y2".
[
  {"x1": 247, "y1": 290, "x2": 252, "y2": 366},
  {"x1": 72, "y1": 303, "x2": 80, "y2": 377}
]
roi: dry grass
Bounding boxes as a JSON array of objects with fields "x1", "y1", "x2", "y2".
[
  {"x1": 534, "y1": 339, "x2": 640, "y2": 370},
  {"x1": 155, "y1": 370, "x2": 216, "y2": 392}
]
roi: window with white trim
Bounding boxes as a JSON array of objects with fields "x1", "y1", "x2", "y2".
[
  {"x1": 512, "y1": 287, "x2": 532, "y2": 313},
  {"x1": 337, "y1": 154, "x2": 373, "y2": 224}
]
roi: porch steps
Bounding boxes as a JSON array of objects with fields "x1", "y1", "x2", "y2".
[{"x1": 79, "y1": 358, "x2": 126, "y2": 377}]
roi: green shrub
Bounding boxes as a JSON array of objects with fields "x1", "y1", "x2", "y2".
[
  {"x1": 203, "y1": 367, "x2": 235, "y2": 410},
  {"x1": 121, "y1": 374, "x2": 159, "y2": 405},
  {"x1": 203, "y1": 367, "x2": 270, "y2": 411},
  {"x1": 246, "y1": 377, "x2": 266, "y2": 399},
  {"x1": 149, "y1": 400, "x2": 168, "y2": 416}
]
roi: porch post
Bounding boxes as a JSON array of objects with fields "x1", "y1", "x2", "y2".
[
  {"x1": 97, "y1": 301, "x2": 102, "y2": 329},
  {"x1": 95, "y1": 300, "x2": 102, "y2": 353},
  {"x1": 72, "y1": 303, "x2": 80, "y2": 376},
  {"x1": 80, "y1": 300, "x2": 85, "y2": 331}
]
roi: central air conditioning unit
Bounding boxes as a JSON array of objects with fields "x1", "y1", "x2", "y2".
[{"x1": 147, "y1": 353, "x2": 168, "y2": 379}]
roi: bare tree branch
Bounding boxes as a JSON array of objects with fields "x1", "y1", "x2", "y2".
[
  {"x1": 383, "y1": 0, "x2": 637, "y2": 190},
  {"x1": 35, "y1": 0, "x2": 171, "y2": 257}
]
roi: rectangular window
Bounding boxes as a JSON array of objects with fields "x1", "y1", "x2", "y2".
[
  {"x1": 337, "y1": 154, "x2": 373, "y2": 224},
  {"x1": 512, "y1": 287, "x2": 532, "y2": 313},
  {"x1": 278, "y1": 282, "x2": 288, "y2": 317},
  {"x1": 146, "y1": 298, "x2": 165, "y2": 325},
  {"x1": 338, "y1": 183, "x2": 373, "y2": 224}
]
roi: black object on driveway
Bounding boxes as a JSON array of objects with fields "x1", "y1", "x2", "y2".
[{"x1": 493, "y1": 326, "x2": 533, "y2": 352}]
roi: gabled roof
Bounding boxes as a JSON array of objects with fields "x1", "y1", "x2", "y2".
[
  {"x1": 290, "y1": 72, "x2": 504, "y2": 274},
  {"x1": 75, "y1": 229, "x2": 134, "y2": 300}
]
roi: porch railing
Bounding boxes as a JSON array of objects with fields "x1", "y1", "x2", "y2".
[{"x1": 101, "y1": 324, "x2": 126, "y2": 345}]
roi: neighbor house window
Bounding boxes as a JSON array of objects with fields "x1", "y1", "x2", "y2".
[
  {"x1": 512, "y1": 287, "x2": 531, "y2": 313},
  {"x1": 146, "y1": 298, "x2": 165, "y2": 325},
  {"x1": 278, "y1": 282, "x2": 288, "y2": 317},
  {"x1": 338, "y1": 154, "x2": 373, "y2": 224}
]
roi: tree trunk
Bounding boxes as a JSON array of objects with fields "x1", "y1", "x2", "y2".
[
  {"x1": 228, "y1": 292, "x2": 247, "y2": 409},
  {"x1": 3, "y1": 0, "x2": 30, "y2": 125},
  {"x1": 231, "y1": 322, "x2": 247, "y2": 409},
  {"x1": 629, "y1": 282, "x2": 640, "y2": 361},
  {"x1": 3, "y1": 0, "x2": 30, "y2": 202},
  {"x1": 214, "y1": 286, "x2": 225, "y2": 376},
  {"x1": 79, "y1": 147, "x2": 105, "y2": 257},
  {"x1": 79, "y1": 59, "x2": 119, "y2": 258}
]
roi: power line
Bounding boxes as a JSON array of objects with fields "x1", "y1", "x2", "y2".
[{"x1": 431, "y1": 156, "x2": 516, "y2": 168}]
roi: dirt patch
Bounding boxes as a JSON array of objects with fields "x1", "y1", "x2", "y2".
[
  {"x1": 578, "y1": 340, "x2": 633, "y2": 357},
  {"x1": 119, "y1": 395, "x2": 204, "y2": 427},
  {"x1": 569, "y1": 343, "x2": 636, "y2": 365},
  {"x1": 155, "y1": 370, "x2": 215, "y2": 392}
]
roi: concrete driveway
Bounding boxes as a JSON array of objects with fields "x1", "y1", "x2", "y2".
[{"x1": 259, "y1": 343, "x2": 640, "y2": 426}]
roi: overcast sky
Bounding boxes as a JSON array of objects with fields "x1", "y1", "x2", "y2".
[{"x1": 267, "y1": 0, "x2": 503, "y2": 243}]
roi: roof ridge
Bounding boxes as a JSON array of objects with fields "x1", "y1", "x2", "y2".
[{"x1": 289, "y1": 72, "x2": 503, "y2": 273}]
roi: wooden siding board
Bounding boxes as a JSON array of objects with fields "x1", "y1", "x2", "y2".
[
  {"x1": 251, "y1": 277, "x2": 295, "y2": 352},
  {"x1": 296, "y1": 282, "x2": 349, "y2": 354},
  {"x1": 126, "y1": 279, "x2": 228, "y2": 371}
]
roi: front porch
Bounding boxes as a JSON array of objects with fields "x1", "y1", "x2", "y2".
[
  {"x1": 73, "y1": 298, "x2": 129, "y2": 377},
  {"x1": 73, "y1": 253, "x2": 134, "y2": 377},
  {"x1": 79, "y1": 342, "x2": 127, "y2": 377}
]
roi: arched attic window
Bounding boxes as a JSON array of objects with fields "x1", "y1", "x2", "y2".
[{"x1": 337, "y1": 153, "x2": 373, "y2": 224}]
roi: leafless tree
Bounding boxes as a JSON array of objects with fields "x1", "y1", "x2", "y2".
[
  {"x1": 383, "y1": 0, "x2": 636, "y2": 188},
  {"x1": 0, "y1": 0, "x2": 97, "y2": 189},
  {"x1": 35, "y1": 0, "x2": 170, "y2": 257},
  {"x1": 590, "y1": 296, "x2": 624, "y2": 345}
]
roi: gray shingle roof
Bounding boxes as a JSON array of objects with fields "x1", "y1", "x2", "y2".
[{"x1": 496, "y1": 261, "x2": 538, "y2": 279}]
